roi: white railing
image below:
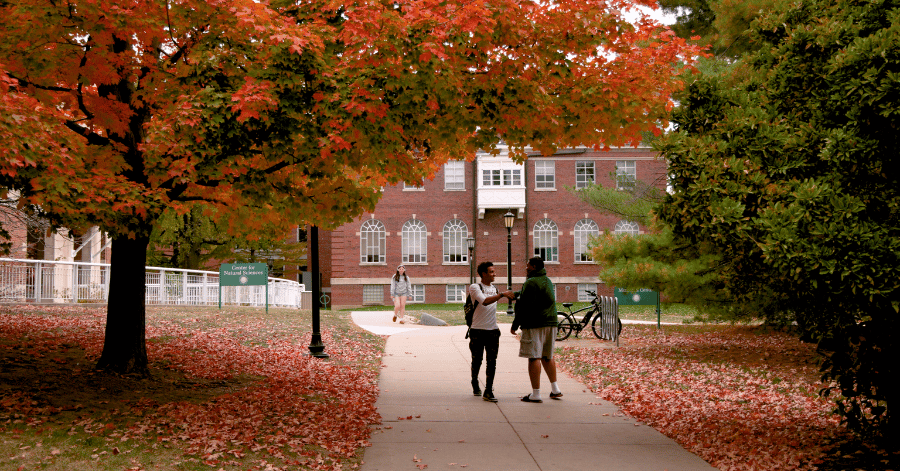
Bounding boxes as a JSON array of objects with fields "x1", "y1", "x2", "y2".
[{"x1": 0, "y1": 258, "x2": 310, "y2": 309}]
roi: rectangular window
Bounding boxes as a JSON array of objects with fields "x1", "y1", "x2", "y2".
[
  {"x1": 444, "y1": 161, "x2": 465, "y2": 190},
  {"x1": 503, "y1": 169, "x2": 521, "y2": 186},
  {"x1": 446, "y1": 284, "x2": 467, "y2": 303},
  {"x1": 578, "y1": 284, "x2": 597, "y2": 302},
  {"x1": 535, "y1": 161, "x2": 555, "y2": 189},
  {"x1": 363, "y1": 285, "x2": 383, "y2": 304},
  {"x1": 410, "y1": 285, "x2": 425, "y2": 303},
  {"x1": 616, "y1": 160, "x2": 636, "y2": 190},
  {"x1": 576, "y1": 161, "x2": 595, "y2": 189},
  {"x1": 482, "y1": 169, "x2": 501, "y2": 186}
]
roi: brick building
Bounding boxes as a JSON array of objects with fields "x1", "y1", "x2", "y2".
[{"x1": 320, "y1": 145, "x2": 665, "y2": 308}]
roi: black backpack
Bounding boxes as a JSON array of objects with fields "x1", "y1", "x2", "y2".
[{"x1": 464, "y1": 284, "x2": 484, "y2": 338}]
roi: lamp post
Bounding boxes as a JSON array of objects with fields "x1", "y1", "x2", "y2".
[
  {"x1": 308, "y1": 225, "x2": 329, "y2": 359},
  {"x1": 467, "y1": 237, "x2": 475, "y2": 285},
  {"x1": 504, "y1": 211, "x2": 515, "y2": 316}
]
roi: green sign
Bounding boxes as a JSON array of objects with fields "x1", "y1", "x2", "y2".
[
  {"x1": 614, "y1": 287, "x2": 658, "y2": 306},
  {"x1": 219, "y1": 263, "x2": 269, "y2": 312},
  {"x1": 614, "y1": 287, "x2": 662, "y2": 329},
  {"x1": 219, "y1": 263, "x2": 268, "y2": 286}
]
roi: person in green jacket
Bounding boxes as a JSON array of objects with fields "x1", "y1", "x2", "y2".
[{"x1": 508, "y1": 256, "x2": 563, "y2": 403}]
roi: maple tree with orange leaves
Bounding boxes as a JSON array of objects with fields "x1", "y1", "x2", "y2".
[{"x1": 0, "y1": 0, "x2": 700, "y2": 373}]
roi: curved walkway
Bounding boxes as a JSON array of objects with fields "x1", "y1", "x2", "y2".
[{"x1": 352, "y1": 311, "x2": 715, "y2": 471}]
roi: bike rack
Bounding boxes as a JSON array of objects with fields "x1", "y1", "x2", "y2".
[{"x1": 597, "y1": 296, "x2": 620, "y2": 347}]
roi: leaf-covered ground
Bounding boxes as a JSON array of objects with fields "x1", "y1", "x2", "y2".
[
  {"x1": 557, "y1": 325, "x2": 898, "y2": 471},
  {"x1": 0, "y1": 305, "x2": 385, "y2": 471}
]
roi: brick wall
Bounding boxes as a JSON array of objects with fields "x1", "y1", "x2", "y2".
[{"x1": 324, "y1": 147, "x2": 666, "y2": 307}]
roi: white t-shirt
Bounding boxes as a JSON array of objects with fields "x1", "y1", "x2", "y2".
[{"x1": 469, "y1": 282, "x2": 499, "y2": 331}]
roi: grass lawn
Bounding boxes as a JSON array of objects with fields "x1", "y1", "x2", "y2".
[
  {"x1": 344, "y1": 302, "x2": 701, "y2": 325},
  {"x1": 0, "y1": 304, "x2": 383, "y2": 471}
]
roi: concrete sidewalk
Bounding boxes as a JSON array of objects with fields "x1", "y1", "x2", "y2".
[{"x1": 352, "y1": 311, "x2": 716, "y2": 471}]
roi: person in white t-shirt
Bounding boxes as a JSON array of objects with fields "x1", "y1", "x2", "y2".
[{"x1": 468, "y1": 261, "x2": 514, "y2": 402}]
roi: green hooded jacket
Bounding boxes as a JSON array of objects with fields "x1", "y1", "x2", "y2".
[{"x1": 511, "y1": 268, "x2": 557, "y2": 331}]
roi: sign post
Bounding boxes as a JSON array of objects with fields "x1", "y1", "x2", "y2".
[
  {"x1": 614, "y1": 287, "x2": 661, "y2": 329},
  {"x1": 219, "y1": 263, "x2": 269, "y2": 313}
]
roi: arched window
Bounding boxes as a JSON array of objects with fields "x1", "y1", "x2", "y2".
[
  {"x1": 402, "y1": 219, "x2": 427, "y2": 263},
  {"x1": 574, "y1": 219, "x2": 599, "y2": 262},
  {"x1": 443, "y1": 219, "x2": 469, "y2": 263},
  {"x1": 360, "y1": 220, "x2": 386, "y2": 263},
  {"x1": 614, "y1": 220, "x2": 640, "y2": 235},
  {"x1": 533, "y1": 219, "x2": 559, "y2": 262}
]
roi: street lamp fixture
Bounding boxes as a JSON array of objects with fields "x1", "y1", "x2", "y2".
[
  {"x1": 504, "y1": 211, "x2": 515, "y2": 316},
  {"x1": 467, "y1": 237, "x2": 475, "y2": 285}
]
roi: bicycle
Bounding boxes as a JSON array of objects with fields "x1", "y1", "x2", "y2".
[{"x1": 555, "y1": 290, "x2": 622, "y2": 341}]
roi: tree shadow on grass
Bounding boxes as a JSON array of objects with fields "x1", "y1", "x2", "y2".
[{"x1": 0, "y1": 338, "x2": 257, "y2": 427}]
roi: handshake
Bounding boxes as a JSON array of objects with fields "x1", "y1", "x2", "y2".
[{"x1": 500, "y1": 291, "x2": 516, "y2": 300}]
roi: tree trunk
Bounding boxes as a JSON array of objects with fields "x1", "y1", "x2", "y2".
[{"x1": 95, "y1": 235, "x2": 151, "y2": 375}]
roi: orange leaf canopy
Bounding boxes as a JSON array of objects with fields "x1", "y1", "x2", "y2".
[{"x1": 0, "y1": 0, "x2": 699, "y2": 235}]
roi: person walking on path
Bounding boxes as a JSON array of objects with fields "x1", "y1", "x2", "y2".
[
  {"x1": 468, "y1": 261, "x2": 514, "y2": 402},
  {"x1": 390, "y1": 265, "x2": 411, "y2": 322},
  {"x1": 508, "y1": 256, "x2": 562, "y2": 403}
]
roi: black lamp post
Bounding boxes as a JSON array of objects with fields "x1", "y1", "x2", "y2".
[
  {"x1": 504, "y1": 210, "x2": 515, "y2": 316},
  {"x1": 467, "y1": 237, "x2": 476, "y2": 285},
  {"x1": 308, "y1": 225, "x2": 329, "y2": 359}
]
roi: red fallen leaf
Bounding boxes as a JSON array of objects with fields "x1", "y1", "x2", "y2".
[
  {"x1": 415, "y1": 414, "x2": 421, "y2": 418},
  {"x1": 413, "y1": 454, "x2": 421, "y2": 462},
  {"x1": 416, "y1": 466, "x2": 428, "y2": 470},
  {"x1": 458, "y1": 439, "x2": 465, "y2": 443},
  {"x1": 541, "y1": 435, "x2": 549, "y2": 438},
  {"x1": 407, "y1": 415, "x2": 413, "y2": 420},
  {"x1": 112, "y1": 447, "x2": 120, "y2": 455}
]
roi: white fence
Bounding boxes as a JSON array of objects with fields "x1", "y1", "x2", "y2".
[{"x1": 0, "y1": 258, "x2": 310, "y2": 309}]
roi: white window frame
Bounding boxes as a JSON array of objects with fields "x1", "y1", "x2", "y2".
[
  {"x1": 444, "y1": 161, "x2": 465, "y2": 190},
  {"x1": 578, "y1": 283, "x2": 598, "y2": 302},
  {"x1": 360, "y1": 220, "x2": 386, "y2": 264},
  {"x1": 576, "y1": 161, "x2": 595, "y2": 189},
  {"x1": 446, "y1": 284, "x2": 467, "y2": 303},
  {"x1": 410, "y1": 284, "x2": 425, "y2": 303},
  {"x1": 574, "y1": 219, "x2": 599, "y2": 262},
  {"x1": 503, "y1": 169, "x2": 522, "y2": 186},
  {"x1": 533, "y1": 218, "x2": 559, "y2": 262},
  {"x1": 442, "y1": 219, "x2": 469, "y2": 263},
  {"x1": 535, "y1": 161, "x2": 555, "y2": 189},
  {"x1": 482, "y1": 169, "x2": 502, "y2": 186},
  {"x1": 363, "y1": 285, "x2": 383, "y2": 304},
  {"x1": 614, "y1": 220, "x2": 640, "y2": 235},
  {"x1": 402, "y1": 219, "x2": 427, "y2": 263},
  {"x1": 616, "y1": 160, "x2": 636, "y2": 190},
  {"x1": 481, "y1": 168, "x2": 522, "y2": 187}
]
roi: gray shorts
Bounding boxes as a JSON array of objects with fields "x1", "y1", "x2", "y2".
[{"x1": 518, "y1": 326, "x2": 556, "y2": 360}]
